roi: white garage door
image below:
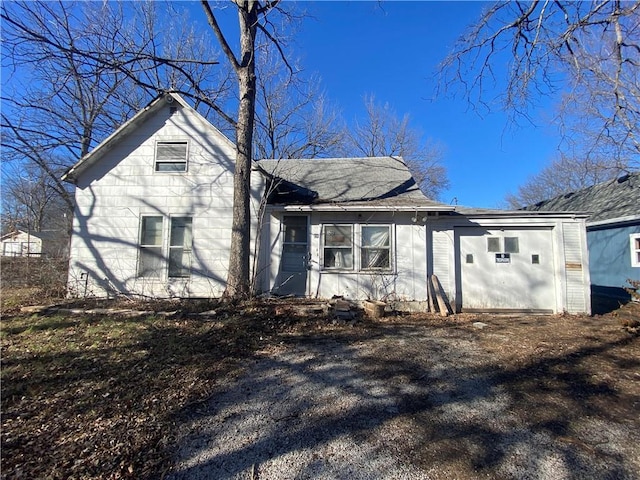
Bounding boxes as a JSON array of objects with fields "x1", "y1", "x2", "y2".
[{"x1": 457, "y1": 227, "x2": 556, "y2": 312}]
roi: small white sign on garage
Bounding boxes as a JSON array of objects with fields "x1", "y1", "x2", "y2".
[{"x1": 457, "y1": 227, "x2": 557, "y2": 312}]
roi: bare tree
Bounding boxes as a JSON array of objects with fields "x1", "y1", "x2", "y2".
[
  {"x1": 1, "y1": 1, "x2": 155, "y2": 218},
  {"x1": 440, "y1": 1, "x2": 640, "y2": 172},
  {"x1": 505, "y1": 154, "x2": 623, "y2": 208},
  {"x1": 253, "y1": 50, "x2": 344, "y2": 160},
  {"x1": 1, "y1": 165, "x2": 70, "y2": 234},
  {"x1": 341, "y1": 95, "x2": 449, "y2": 200},
  {"x1": 1, "y1": 0, "x2": 308, "y2": 298},
  {"x1": 201, "y1": 0, "x2": 300, "y2": 298}
]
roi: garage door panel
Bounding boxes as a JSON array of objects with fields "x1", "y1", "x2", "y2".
[{"x1": 458, "y1": 228, "x2": 556, "y2": 312}]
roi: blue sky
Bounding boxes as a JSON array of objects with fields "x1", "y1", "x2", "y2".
[
  {"x1": 285, "y1": 1, "x2": 561, "y2": 208},
  {"x1": 1, "y1": 1, "x2": 561, "y2": 209}
]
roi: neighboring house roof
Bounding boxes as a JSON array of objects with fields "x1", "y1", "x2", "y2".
[
  {"x1": 522, "y1": 172, "x2": 640, "y2": 226},
  {"x1": 255, "y1": 157, "x2": 454, "y2": 211},
  {"x1": 62, "y1": 92, "x2": 234, "y2": 183}
]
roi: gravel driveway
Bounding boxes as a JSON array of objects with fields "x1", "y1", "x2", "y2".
[{"x1": 167, "y1": 319, "x2": 640, "y2": 480}]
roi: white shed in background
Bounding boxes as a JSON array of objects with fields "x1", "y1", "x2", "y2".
[{"x1": 1, "y1": 230, "x2": 42, "y2": 257}]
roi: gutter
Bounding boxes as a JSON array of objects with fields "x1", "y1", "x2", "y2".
[
  {"x1": 268, "y1": 204, "x2": 457, "y2": 213},
  {"x1": 587, "y1": 214, "x2": 640, "y2": 229}
]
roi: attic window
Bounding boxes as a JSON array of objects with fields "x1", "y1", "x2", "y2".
[{"x1": 155, "y1": 141, "x2": 188, "y2": 172}]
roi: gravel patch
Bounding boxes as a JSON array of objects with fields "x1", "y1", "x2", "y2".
[{"x1": 167, "y1": 322, "x2": 640, "y2": 480}]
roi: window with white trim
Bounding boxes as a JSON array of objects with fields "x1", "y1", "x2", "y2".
[
  {"x1": 321, "y1": 224, "x2": 392, "y2": 271},
  {"x1": 631, "y1": 233, "x2": 640, "y2": 267},
  {"x1": 138, "y1": 216, "x2": 163, "y2": 277},
  {"x1": 168, "y1": 217, "x2": 193, "y2": 277},
  {"x1": 361, "y1": 225, "x2": 391, "y2": 270},
  {"x1": 323, "y1": 225, "x2": 353, "y2": 269},
  {"x1": 155, "y1": 141, "x2": 188, "y2": 172},
  {"x1": 137, "y1": 215, "x2": 193, "y2": 278}
]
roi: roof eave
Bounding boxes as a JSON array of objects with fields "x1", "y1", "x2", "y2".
[
  {"x1": 461, "y1": 210, "x2": 591, "y2": 219},
  {"x1": 587, "y1": 214, "x2": 640, "y2": 228},
  {"x1": 268, "y1": 204, "x2": 456, "y2": 212},
  {"x1": 62, "y1": 94, "x2": 171, "y2": 183}
]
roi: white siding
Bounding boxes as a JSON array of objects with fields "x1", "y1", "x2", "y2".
[
  {"x1": 265, "y1": 211, "x2": 429, "y2": 302},
  {"x1": 68, "y1": 102, "x2": 237, "y2": 298},
  {"x1": 431, "y1": 228, "x2": 454, "y2": 302},
  {"x1": 562, "y1": 221, "x2": 591, "y2": 314}
]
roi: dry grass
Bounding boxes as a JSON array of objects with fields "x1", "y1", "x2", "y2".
[
  {"x1": 1, "y1": 295, "x2": 336, "y2": 479},
  {"x1": 1, "y1": 289, "x2": 639, "y2": 480}
]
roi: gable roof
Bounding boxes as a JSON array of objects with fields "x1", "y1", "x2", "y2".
[
  {"x1": 62, "y1": 92, "x2": 234, "y2": 183},
  {"x1": 522, "y1": 172, "x2": 640, "y2": 226},
  {"x1": 255, "y1": 157, "x2": 453, "y2": 211},
  {"x1": 1, "y1": 229, "x2": 50, "y2": 241}
]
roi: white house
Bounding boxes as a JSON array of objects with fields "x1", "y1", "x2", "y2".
[
  {"x1": 62, "y1": 93, "x2": 591, "y2": 314},
  {"x1": 1, "y1": 229, "x2": 43, "y2": 257}
]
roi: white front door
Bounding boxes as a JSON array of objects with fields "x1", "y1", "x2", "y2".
[{"x1": 457, "y1": 227, "x2": 556, "y2": 312}]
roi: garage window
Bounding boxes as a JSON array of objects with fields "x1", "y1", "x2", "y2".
[
  {"x1": 487, "y1": 237, "x2": 500, "y2": 252},
  {"x1": 487, "y1": 236, "x2": 519, "y2": 253},
  {"x1": 504, "y1": 237, "x2": 519, "y2": 253}
]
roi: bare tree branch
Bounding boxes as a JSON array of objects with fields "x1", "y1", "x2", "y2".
[{"x1": 440, "y1": 1, "x2": 640, "y2": 163}]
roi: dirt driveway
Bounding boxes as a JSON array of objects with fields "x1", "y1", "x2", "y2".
[{"x1": 168, "y1": 309, "x2": 640, "y2": 480}]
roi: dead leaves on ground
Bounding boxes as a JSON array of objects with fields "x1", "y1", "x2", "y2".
[{"x1": 1, "y1": 298, "x2": 639, "y2": 479}]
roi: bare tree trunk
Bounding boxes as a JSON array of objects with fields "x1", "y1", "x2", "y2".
[{"x1": 225, "y1": 2, "x2": 258, "y2": 298}]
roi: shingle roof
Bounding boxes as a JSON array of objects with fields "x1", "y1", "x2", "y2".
[
  {"x1": 522, "y1": 172, "x2": 640, "y2": 224},
  {"x1": 255, "y1": 157, "x2": 446, "y2": 209}
]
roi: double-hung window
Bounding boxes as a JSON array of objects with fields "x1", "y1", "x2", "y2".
[
  {"x1": 138, "y1": 216, "x2": 164, "y2": 277},
  {"x1": 323, "y1": 225, "x2": 353, "y2": 269},
  {"x1": 321, "y1": 224, "x2": 392, "y2": 271},
  {"x1": 137, "y1": 215, "x2": 193, "y2": 278},
  {"x1": 155, "y1": 141, "x2": 188, "y2": 172},
  {"x1": 631, "y1": 233, "x2": 640, "y2": 268},
  {"x1": 168, "y1": 217, "x2": 193, "y2": 277},
  {"x1": 361, "y1": 225, "x2": 391, "y2": 269}
]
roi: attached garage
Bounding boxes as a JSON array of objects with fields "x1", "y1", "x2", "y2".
[{"x1": 429, "y1": 210, "x2": 591, "y2": 315}]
